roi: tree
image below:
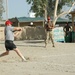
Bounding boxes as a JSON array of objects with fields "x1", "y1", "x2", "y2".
[
  {"x1": 26, "y1": 0, "x2": 75, "y2": 25},
  {"x1": 0, "y1": 0, "x2": 4, "y2": 20},
  {"x1": 53, "y1": 0, "x2": 75, "y2": 25},
  {"x1": 26, "y1": 0, "x2": 47, "y2": 19}
]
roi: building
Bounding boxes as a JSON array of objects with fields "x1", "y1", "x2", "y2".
[{"x1": 9, "y1": 17, "x2": 73, "y2": 41}]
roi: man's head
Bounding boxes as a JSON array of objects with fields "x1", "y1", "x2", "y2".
[
  {"x1": 47, "y1": 17, "x2": 50, "y2": 20},
  {"x1": 47, "y1": 17, "x2": 51, "y2": 22},
  {"x1": 5, "y1": 20, "x2": 13, "y2": 26}
]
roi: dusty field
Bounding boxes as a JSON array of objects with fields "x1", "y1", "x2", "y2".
[{"x1": 0, "y1": 40, "x2": 75, "y2": 75}]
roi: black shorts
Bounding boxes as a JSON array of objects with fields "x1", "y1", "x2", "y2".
[{"x1": 5, "y1": 40, "x2": 16, "y2": 51}]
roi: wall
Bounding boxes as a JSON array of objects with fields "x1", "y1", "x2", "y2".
[
  {"x1": 0, "y1": 27, "x2": 4, "y2": 40},
  {"x1": 0, "y1": 26, "x2": 65, "y2": 42},
  {"x1": 0, "y1": 24, "x2": 46, "y2": 41},
  {"x1": 53, "y1": 27, "x2": 65, "y2": 42},
  {"x1": 15, "y1": 26, "x2": 46, "y2": 40}
]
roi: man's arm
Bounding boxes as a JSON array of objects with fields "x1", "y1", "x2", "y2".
[
  {"x1": 13, "y1": 27, "x2": 22, "y2": 37},
  {"x1": 69, "y1": 26, "x2": 72, "y2": 31},
  {"x1": 13, "y1": 27, "x2": 22, "y2": 31},
  {"x1": 48, "y1": 22, "x2": 54, "y2": 29},
  {"x1": 63, "y1": 26, "x2": 66, "y2": 32}
]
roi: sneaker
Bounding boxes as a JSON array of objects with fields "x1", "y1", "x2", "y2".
[
  {"x1": 45, "y1": 43, "x2": 47, "y2": 48},
  {"x1": 22, "y1": 58, "x2": 27, "y2": 62},
  {"x1": 52, "y1": 45, "x2": 55, "y2": 47},
  {"x1": 22, "y1": 59, "x2": 27, "y2": 62}
]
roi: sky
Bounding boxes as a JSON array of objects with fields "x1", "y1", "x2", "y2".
[
  {"x1": 2, "y1": 0, "x2": 75, "y2": 20},
  {"x1": 3, "y1": 0, "x2": 31, "y2": 20}
]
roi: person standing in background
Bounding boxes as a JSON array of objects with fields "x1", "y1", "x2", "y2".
[
  {"x1": 63, "y1": 23, "x2": 72, "y2": 36},
  {"x1": 63, "y1": 23, "x2": 72, "y2": 42},
  {"x1": 44, "y1": 17, "x2": 55, "y2": 47}
]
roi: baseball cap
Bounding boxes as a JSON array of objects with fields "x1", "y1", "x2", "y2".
[
  {"x1": 5, "y1": 20, "x2": 13, "y2": 25},
  {"x1": 47, "y1": 17, "x2": 50, "y2": 20}
]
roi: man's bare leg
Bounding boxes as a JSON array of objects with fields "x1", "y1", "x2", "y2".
[
  {"x1": 0, "y1": 51, "x2": 9, "y2": 57},
  {"x1": 14, "y1": 48, "x2": 27, "y2": 62}
]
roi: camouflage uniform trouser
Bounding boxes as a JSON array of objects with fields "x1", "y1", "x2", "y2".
[{"x1": 45, "y1": 30, "x2": 54, "y2": 45}]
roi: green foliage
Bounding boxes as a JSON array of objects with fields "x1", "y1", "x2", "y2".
[
  {"x1": 0, "y1": 0, "x2": 4, "y2": 20},
  {"x1": 26, "y1": 0, "x2": 74, "y2": 17}
]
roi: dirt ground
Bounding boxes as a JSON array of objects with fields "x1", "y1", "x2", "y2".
[{"x1": 0, "y1": 40, "x2": 75, "y2": 75}]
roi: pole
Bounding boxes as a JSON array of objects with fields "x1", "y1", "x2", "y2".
[{"x1": 6, "y1": 0, "x2": 8, "y2": 20}]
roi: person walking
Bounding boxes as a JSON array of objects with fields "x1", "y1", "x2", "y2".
[
  {"x1": 45, "y1": 17, "x2": 55, "y2": 47},
  {"x1": 0, "y1": 20, "x2": 27, "y2": 62}
]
